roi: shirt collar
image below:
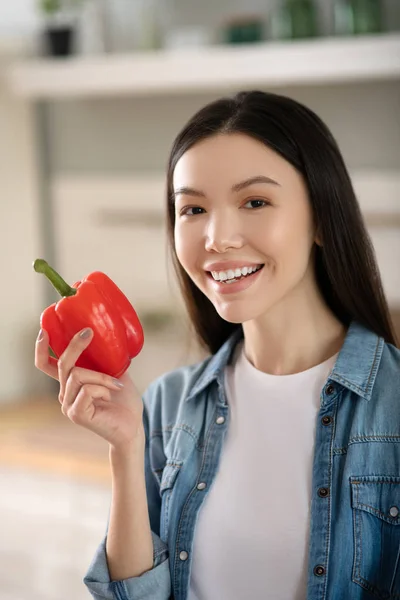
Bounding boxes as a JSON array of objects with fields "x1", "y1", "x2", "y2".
[
  {"x1": 186, "y1": 327, "x2": 243, "y2": 402},
  {"x1": 186, "y1": 320, "x2": 384, "y2": 403},
  {"x1": 329, "y1": 320, "x2": 384, "y2": 401}
]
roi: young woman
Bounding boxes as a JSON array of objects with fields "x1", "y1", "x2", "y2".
[{"x1": 35, "y1": 90, "x2": 400, "y2": 600}]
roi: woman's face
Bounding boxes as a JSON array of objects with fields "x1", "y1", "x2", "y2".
[{"x1": 173, "y1": 133, "x2": 320, "y2": 324}]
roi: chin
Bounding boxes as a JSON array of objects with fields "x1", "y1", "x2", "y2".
[{"x1": 214, "y1": 300, "x2": 265, "y2": 325}]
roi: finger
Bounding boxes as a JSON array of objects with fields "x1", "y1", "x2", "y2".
[
  {"x1": 61, "y1": 366, "x2": 124, "y2": 409},
  {"x1": 64, "y1": 384, "x2": 112, "y2": 424},
  {"x1": 35, "y1": 329, "x2": 59, "y2": 380},
  {"x1": 58, "y1": 328, "x2": 94, "y2": 402}
]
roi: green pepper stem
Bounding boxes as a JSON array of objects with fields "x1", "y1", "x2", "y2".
[{"x1": 33, "y1": 259, "x2": 77, "y2": 297}]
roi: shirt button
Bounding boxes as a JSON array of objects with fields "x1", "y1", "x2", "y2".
[
  {"x1": 321, "y1": 416, "x2": 333, "y2": 426},
  {"x1": 216, "y1": 416, "x2": 225, "y2": 425},
  {"x1": 314, "y1": 565, "x2": 325, "y2": 576},
  {"x1": 318, "y1": 487, "x2": 330, "y2": 498},
  {"x1": 390, "y1": 506, "x2": 399, "y2": 518},
  {"x1": 179, "y1": 551, "x2": 189, "y2": 561},
  {"x1": 325, "y1": 384, "x2": 335, "y2": 396},
  {"x1": 197, "y1": 482, "x2": 207, "y2": 490}
]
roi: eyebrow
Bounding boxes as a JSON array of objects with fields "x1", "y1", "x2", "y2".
[{"x1": 173, "y1": 175, "x2": 280, "y2": 200}]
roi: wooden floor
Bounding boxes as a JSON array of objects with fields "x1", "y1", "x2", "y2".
[
  {"x1": 0, "y1": 394, "x2": 111, "y2": 485},
  {"x1": 0, "y1": 395, "x2": 112, "y2": 600}
]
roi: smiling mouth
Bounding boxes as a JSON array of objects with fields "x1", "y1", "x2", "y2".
[{"x1": 207, "y1": 264, "x2": 264, "y2": 284}]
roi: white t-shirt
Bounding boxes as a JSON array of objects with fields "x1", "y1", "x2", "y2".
[{"x1": 188, "y1": 340, "x2": 338, "y2": 600}]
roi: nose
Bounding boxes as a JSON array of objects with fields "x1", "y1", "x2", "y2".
[{"x1": 204, "y1": 213, "x2": 243, "y2": 253}]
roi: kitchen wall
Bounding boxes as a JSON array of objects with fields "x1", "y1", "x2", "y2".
[{"x1": 0, "y1": 57, "x2": 50, "y2": 402}]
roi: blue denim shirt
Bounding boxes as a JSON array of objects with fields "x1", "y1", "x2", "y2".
[{"x1": 84, "y1": 320, "x2": 400, "y2": 600}]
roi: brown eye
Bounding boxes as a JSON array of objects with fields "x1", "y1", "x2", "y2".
[
  {"x1": 243, "y1": 199, "x2": 269, "y2": 209},
  {"x1": 181, "y1": 206, "x2": 205, "y2": 216}
]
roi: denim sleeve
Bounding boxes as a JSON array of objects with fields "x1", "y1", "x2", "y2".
[
  {"x1": 83, "y1": 532, "x2": 170, "y2": 600},
  {"x1": 83, "y1": 394, "x2": 171, "y2": 600}
]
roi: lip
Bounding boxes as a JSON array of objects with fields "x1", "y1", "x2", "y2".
[
  {"x1": 206, "y1": 264, "x2": 264, "y2": 295},
  {"x1": 204, "y1": 260, "x2": 264, "y2": 272}
]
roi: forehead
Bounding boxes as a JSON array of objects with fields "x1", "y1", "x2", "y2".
[{"x1": 173, "y1": 133, "x2": 291, "y2": 188}]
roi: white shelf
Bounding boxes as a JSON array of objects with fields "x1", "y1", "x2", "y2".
[{"x1": 6, "y1": 34, "x2": 400, "y2": 100}]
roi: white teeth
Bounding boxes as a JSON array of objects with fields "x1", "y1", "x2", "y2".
[{"x1": 210, "y1": 265, "x2": 262, "y2": 282}]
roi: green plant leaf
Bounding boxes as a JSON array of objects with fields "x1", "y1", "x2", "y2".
[{"x1": 40, "y1": 0, "x2": 61, "y2": 14}]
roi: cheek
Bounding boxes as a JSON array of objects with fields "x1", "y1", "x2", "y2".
[
  {"x1": 173, "y1": 226, "x2": 185, "y2": 266},
  {"x1": 254, "y1": 212, "x2": 314, "y2": 267},
  {"x1": 174, "y1": 224, "x2": 198, "y2": 272},
  {"x1": 250, "y1": 216, "x2": 293, "y2": 257},
  {"x1": 273, "y1": 217, "x2": 315, "y2": 274}
]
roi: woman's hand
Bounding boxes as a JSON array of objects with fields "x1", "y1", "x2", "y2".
[{"x1": 35, "y1": 327, "x2": 145, "y2": 451}]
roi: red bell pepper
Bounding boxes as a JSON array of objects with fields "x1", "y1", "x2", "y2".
[{"x1": 33, "y1": 259, "x2": 144, "y2": 378}]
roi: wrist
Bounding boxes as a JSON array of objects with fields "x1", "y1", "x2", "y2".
[{"x1": 109, "y1": 429, "x2": 145, "y2": 463}]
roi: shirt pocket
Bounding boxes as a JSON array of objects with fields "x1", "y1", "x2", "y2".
[
  {"x1": 350, "y1": 476, "x2": 400, "y2": 599},
  {"x1": 159, "y1": 461, "x2": 182, "y2": 541}
]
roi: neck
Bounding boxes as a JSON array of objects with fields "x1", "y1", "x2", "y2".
[{"x1": 242, "y1": 287, "x2": 347, "y2": 376}]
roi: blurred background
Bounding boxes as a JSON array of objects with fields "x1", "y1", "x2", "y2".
[{"x1": 0, "y1": 0, "x2": 399, "y2": 598}]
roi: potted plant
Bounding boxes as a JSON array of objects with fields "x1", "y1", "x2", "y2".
[{"x1": 39, "y1": 0, "x2": 83, "y2": 57}]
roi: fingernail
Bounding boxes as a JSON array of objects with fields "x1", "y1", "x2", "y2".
[
  {"x1": 80, "y1": 328, "x2": 92, "y2": 339},
  {"x1": 37, "y1": 329, "x2": 44, "y2": 342},
  {"x1": 112, "y1": 378, "x2": 124, "y2": 388}
]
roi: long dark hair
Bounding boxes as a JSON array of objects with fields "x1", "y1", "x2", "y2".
[{"x1": 165, "y1": 90, "x2": 397, "y2": 354}]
